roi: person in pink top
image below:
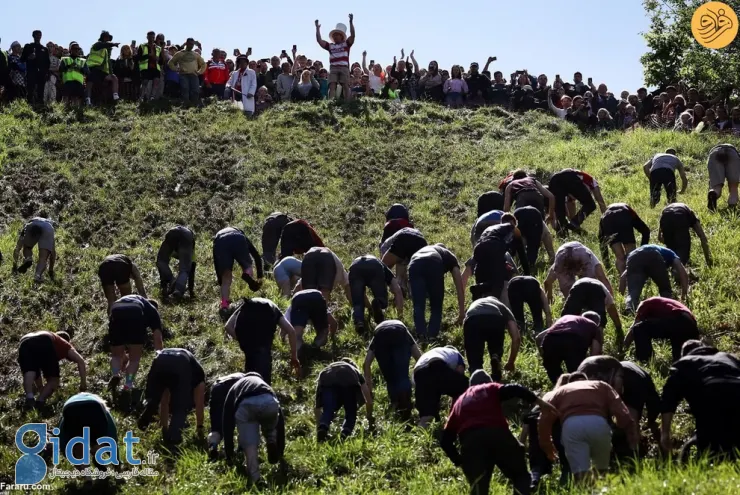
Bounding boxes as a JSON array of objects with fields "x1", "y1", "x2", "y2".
[
  {"x1": 443, "y1": 65, "x2": 468, "y2": 108},
  {"x1": 315, "y1": 14, "x2": 356, "y2": 101}
]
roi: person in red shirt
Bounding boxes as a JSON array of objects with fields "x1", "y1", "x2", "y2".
[
  {"x1": 623, "y1": 296, "x2": 699, "y2": 362},
  {"x1": 440, "y1": 370, "x2": 557, "y2": 495},
  {"x1": 17, "y1": 330, "x2": 87, "y2": 409},
  {"x1": 204, "y1": 48, "x2": 229, "y2": 99}
]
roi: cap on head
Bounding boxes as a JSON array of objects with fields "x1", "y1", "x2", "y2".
[
  {"x1": 470, "y1": 369, "x2": 493, "y2": 386},
  {"x1": 100, "y1": 30, "x2": 111, "y2": 41},
  {"x1": 582, "y1": 311, "x2": 601, "y2": 327}
]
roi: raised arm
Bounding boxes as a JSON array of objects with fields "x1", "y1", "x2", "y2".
[
  {"x1": 361, "y1": 51, "x2": 368, "y2": 75},
  {"x1": 410, "y1": 50, "x2": 419, "y2": 74},
  {"x1": 315, "y1": 20, "x2": 329, "y2": 50},
  {"x1": 347, "y1": 13, "x2": 356, "y2": 46},
  {"x1": 482, "y1": 56, "x2": 495, "y2": 73}
]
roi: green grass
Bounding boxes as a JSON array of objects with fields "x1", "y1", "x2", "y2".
[{"x1": 1, "y1": 99, "x2": 740, "y2": 494}]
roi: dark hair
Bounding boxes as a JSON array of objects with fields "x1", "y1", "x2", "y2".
[
  {"x1": 477, "y1": 191, "x2": 504, "y2": 217},
  {"x1": 33, "y1": 30, "x2": 42, "y2": 36},
  {"x1": 681, "y1": 339, "x2": 706, "y2": 357},
  {"x1": 574, "y1": 71, "x2": 582, "y2": 77},
  {"x1": 148, "y1": 299, "x2": 160, "y2": 310},
  {"x1": 493, "y1": 71, "x2": 502, "y2": 77},
  {"x1": 637, "y1": 87, "x2": 647, "y2": 94},
  {"x1": 147, "y1": 31, "x2": 156, "y2": 36},
  {"x1": 100, "y1": 30, "x2": 111, "y2": 41},
  {"x1": 512, "y1": 169, "x2": 528, "y2": 180},
  {"x1": 56, "y1": 331, "x2": 71, "y2": 342},
  {"x1": 666, "y1": 85, "x2": 677, "y2": 92}
]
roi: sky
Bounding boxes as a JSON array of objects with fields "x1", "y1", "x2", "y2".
[{"x1": 3, "y1": 1, "x2": 652, "y2": 92}]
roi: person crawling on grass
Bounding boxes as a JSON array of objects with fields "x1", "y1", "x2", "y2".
[
  {"x1": 18, "y1": 330, "x2": 87, "y2": 410},
  {"x1": 279, "y1": 218, "x2": 325, "y2": 258},
  {"x1": 156, "y1": 225, "x2": 196, "y2": 302},
  {"x1": 315, "y1": 358, "x2": 373, "y2": 441},
  {"x1": 138, "y1": 348, "x2": 206, "y2": 445},
  {"x1": 348, "y1": 254, "x2": 404, "y2": 332},
  {"x1": 294, "y1": 246, "x2": 352, "y2": 303},
  {"x1": 212, "y1": 227, "x2": 263, "y2": 315},
  {"x1": 706, "y1": 144, "x2": 740, "y2": 211},
  {"x1": 107, "y1": 294, "x2": 164, "y2": 392},
  {"x1": 98, "y1": 254, "x2": 147, "y2": 312},
  {"x1": 13, "y1": 216, "x2": 57, "y2": 283},
  {"x1": 285, "y1": 289, "x2": 338, "y2": 352},
  {"x1": 658, "y1": 203, "x2": 711, "y2": 266}
]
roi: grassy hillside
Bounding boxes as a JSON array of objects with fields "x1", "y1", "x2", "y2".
[{"x1": 1, "y1": 99, "x2": 740, "y2": 494}]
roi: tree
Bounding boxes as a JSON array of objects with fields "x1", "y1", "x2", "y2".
[{"x1": 641, "y1": 0, "x2": 740, "y2": 97}]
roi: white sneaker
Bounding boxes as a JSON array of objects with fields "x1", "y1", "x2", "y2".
[
  {"x1": 112, "y1": 93, "x2": 120, "y2": 101},
  {"x1": 85, "y1": 97, "x2": 92, "y2": 106}
]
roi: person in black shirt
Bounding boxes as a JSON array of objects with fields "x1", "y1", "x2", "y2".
[
  {"x1": 315, "y1": 359, "x2": 374, "y2": 441},
  {"x1": 21, "y1": 30, "x2": 50, "y2": 104},
  {"x1": 107, "y1": 295, "x2": 163, "y2": 392},
  {"x1": 348, "y1": 255, "x2": 403, "y2": 332},
  {"x1": 207, "y1": 372, "x2": 247, "y2": 457},
  {"x1": 660, "y1": 343, "x2": 740, "y2": 458},
  {"x1": 408, "y1": 244, "x2": 466, "y2": 338},
  {"x1": 363, "y1": 320, "x2": 421, "y2": 420},
  {"x1": 286, "y1": 289, "x2": 337, "y2": 351},
  {"x1": 598, "y1": 203, "x2": 650, "y2": 274},
  {"x1": 157, "y1": 225, "x2": 196, "y2": 301},
  {"x1": 464, "y1": 60, "x2": 491, "y2": 107},
  {"x1": 212, "y1": 227, "x2": 263, "y2": 312},
  {"x1": 279, "y1": 219, "x2": 324, "y2": 258},
  {"x1": 98, "y1": 254, "x2": 147, "y2": 312},
  {"x1": 658, "y1": 203, "x2": 712, "y2": 266},
  {"x1": 261, "y1": 212, "x2": 293, "y2": 267},
  {"x1": 507, "y1": 276, "x2": 552, "y2": 336},
  {"x1": 221, "y1": 373, "x2": 286, "y2": 482},
  {"x1": 224, "y1": 297, "x2": 300, "y2": 384},
  {"x1": 138, "y1": 348, "x2": 206, "y2": 445}
]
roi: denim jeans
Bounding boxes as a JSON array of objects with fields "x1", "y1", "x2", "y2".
[
  {"x1": 318, "y1": 386, "x2": 359, "y2": 436},
  {"x1": 408, "y1": 257, "x2": 445, "y2": 337},
  {"x1": 180, "y1": 74, "x2": 201, "y2": 105},
  {"x1": 374, "y1": 345, "x2": 412, "y2": 398},
  {"x1": 348, "y1": 257, "x2": 388, "y2": 325}
]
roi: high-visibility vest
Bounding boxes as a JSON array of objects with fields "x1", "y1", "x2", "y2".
[
  {"x1": 61, "y1": 57, "x2": 86, "y2": 84},
  {"x1": 139, "y1": 44, "x2": 161, "y2": 72},
  {"x1": 87, "y1": 45, "x2": 109, "y2": 73}
]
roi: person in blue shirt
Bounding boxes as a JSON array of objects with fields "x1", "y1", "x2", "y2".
[{"x1": 619, "y1": 244, "x2": 688, "y2": 313}]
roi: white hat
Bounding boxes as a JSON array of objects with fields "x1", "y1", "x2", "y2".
[{"x1": 329, "y1": 23, "x2": 348, "y2": 41}]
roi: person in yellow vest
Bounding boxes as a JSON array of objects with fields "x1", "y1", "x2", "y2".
[
  {"x1": 136, "y1": 31, "x2": 164, "y2": 101},
  {"x1": 86, "y1": 30, "x2": 120, "y2": 105},
  {"x1": 59, "y1": 42, "x2": 88, "y2": 106}
]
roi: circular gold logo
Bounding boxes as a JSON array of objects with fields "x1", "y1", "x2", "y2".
[{"x1": 692, "y1": 2, "x2": 738, "y2": 49}]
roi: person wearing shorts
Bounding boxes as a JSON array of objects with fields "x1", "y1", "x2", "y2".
[
  {"x1": 507, "y1": 276, "x2": 552, "y2": 336},
  {"x1": 18, "y1": 330, "x2": 87, "y2": 409},
  {"x1": 463, "y1": 289, "x2": 521, "y2": 378},
  {"x1": 315, "y1": 359, "x2": 373, "y2": 440},
  {"x1": 13, "y1": 216, "x2": 57, "y2": 283},
  {"x1": 548, "y1": 169, "x2": 605, "y2": 234},
  {"x1": 138, "y1": 348, "x2": 206, "y2": 445},
  {"x1": 107, "y1": 294, "x2": 163, "y2": 392},
  {"x1": 224, "y1": 297, "x2": 300, "y2": 384},
  {"x1": 299, "y1": 247, "x2": 351, "y2": 301},
  {"x1": 536, "y1": 313, "x2": 603, "y2": 384},
  {"x1": 598, "y1": 203, "x2": 650, "y2": 274},
  {"x1": 659, "y1": 203, "x2": 711, "y2": 266},
  {"x1": 156, "y1": 225, "x2": 196, "y2": 301},
  {"x1": 562, "y1": 277, "x2": 623, "y2": 346},
  {"x1": 273, "y1": 256, "x2": 302, "y2": 296},
  {"x1": 363, "y1": 320, "x2": 421, "y2": 420},
  {"x1": 58, "y1": 393, "x2": 118, "y2": 466},
  {"x1": 619, "y1": 245, "x2": 688, "y2": 313},
  {"x1": 348, "y1": 254, "x2": 403, "y2": 331},
  {"x1": 643, "y1": 149, "x2": 687, "y2": 207},
  {"x1": 624, "y1": 297, "x2": 699, "y2": 363},
  {"x1": 279, "y1": 219, "x2": 324, "y2": 258},
  {"x1": 261, "y1": 212, "x2": 293, "y2": 266},
  {"x1": 408, "y1": 244, "x2": 465, "y2": 339},
  {"x1": 538, "y1": 379, "x2": 636, "y2": 481},
  {"x1": 502, "y1": 171, "x2": 555, "y2": 222},
  {"x1": 221, "y1": 373, "x2": 286, "y2": 481},
  {"x1": 98, "y1": 254, "x2": 147, "y2": 312},
  {"x1": 544, "y1": 241, "x2": 612, "y2": 300},
  {"x1": 315, "y1": 15, "x2": 356, "y2": 100},
  {"x1": 286, "y1": 289, "x2": 336, "y2": 350},
  {"x1": 413, "y1": 346, "x2": 469, "y2": 428},
  {"x1": 706, "y1": 143, "x2": 740, "y2": 211},
  {"x1": 213, "y1": 227, "x2": 264, "y2": 311}
]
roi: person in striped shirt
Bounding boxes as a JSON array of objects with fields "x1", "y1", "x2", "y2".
[{"x1": 315, "y1": 14, "x2": 356, "y2": 100}]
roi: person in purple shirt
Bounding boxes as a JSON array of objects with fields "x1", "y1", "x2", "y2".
[{"x1": 536, "y1": 312, "x2": 603, "y2": 383}]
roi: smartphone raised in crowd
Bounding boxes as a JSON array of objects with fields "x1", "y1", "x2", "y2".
[{"x1": 233, "y1": 49, "x2": 239, "y2": 56}]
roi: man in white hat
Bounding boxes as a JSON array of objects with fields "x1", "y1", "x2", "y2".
[{"x1": 315, "y1": 14, "x2": 355, "y2": 101}]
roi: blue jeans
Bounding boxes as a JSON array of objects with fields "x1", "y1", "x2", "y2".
[
  {"x1": 408, "y1": 257, "x2": 445, "y2": 337},
  {"x1": 374, "y1": 345, "x2": 412, "y2": 399},
  {"x1": 179, "y1": 74, "x2": 201, "y2": 105},
  {"x1": 319, "y1": 386, "x2": 358, "y2": 436}
]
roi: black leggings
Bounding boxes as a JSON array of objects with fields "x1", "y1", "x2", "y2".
[
  {"x1": 542, "y1": 333, "x2": 589, "y2": 384},
  {"x1": 550, "y1": 172, "x2": 596, "y2": 231},
  {"x1": 507, "y1": 276, "x2": 544, "y2": 335},
  {"x1": 649, "y1": 168, "x2": 677, "y2": 207},
  {"x1": 514, "y1": 206, "x2": 543, "y2": 267},
  {"x1": 632, "y1": 313, "x2": 699, "y2": 362},
  {"x1": 463, "y1": 314, "x2": 506, "y2": 377}
]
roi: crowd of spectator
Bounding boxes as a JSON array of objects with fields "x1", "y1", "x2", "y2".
[{"x1": 1, "y1": 23, "x2": 738, "y2": 133}]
